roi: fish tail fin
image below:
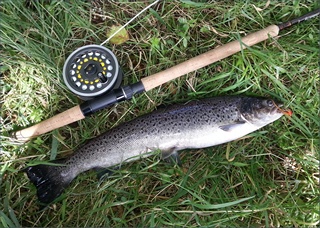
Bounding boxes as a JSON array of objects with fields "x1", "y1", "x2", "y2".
[{"x1": 24, "y1": 163, "x2": 73, "y2": 204}]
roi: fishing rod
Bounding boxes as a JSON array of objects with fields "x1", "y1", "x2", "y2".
[{"x1": 13, "y1": 8, "x2": 320, "y2": 142}]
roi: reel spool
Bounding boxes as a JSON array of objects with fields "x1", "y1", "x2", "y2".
[{"x1": 63, "y1": 45, "x2": 123, "y2": 100}]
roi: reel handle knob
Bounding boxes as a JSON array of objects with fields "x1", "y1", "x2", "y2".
[{"x1": 97, "y1": 72, "x2": 107, "y2": 83}]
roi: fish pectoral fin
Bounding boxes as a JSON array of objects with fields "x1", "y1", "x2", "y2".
[
  {"x1": 219, "y1": 121, "x2": 246, "y2": 132},
  {"x1": 161, "y1": 148, "x2": 182, "y2": 166}
]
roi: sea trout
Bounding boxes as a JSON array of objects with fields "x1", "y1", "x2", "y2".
[{"x1": 25, "y1": 96, "x2": 286, "y2": 204}]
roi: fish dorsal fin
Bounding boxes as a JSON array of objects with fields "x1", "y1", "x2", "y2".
[{"x1": 219, "y1": 121, "x2": 246, "y2": 132}]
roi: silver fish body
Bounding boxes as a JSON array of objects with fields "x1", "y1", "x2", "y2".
[{"x1": 25, "y1": 96, "x2": 284, "y2": 204}]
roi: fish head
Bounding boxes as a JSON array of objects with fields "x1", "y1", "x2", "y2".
[{"x1": 240, "y1": 97, "x2": 284, "y2": 128}]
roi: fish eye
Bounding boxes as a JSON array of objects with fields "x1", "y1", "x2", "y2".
[{"x1": 267, "y1": 99, "x2": 274, "y2": 107}]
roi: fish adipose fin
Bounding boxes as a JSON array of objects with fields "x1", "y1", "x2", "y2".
[
  {"x1": 219, "y1": 121, "x2": 246, "y2": 132},
  {"x1": 24, "y1": 163, "x2": 72, "y2": 204},
  {"x1": 162, "y1": 148, "x2": 182, "y2": 166}
]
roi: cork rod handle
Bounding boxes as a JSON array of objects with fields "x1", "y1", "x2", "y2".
[
  {"x1": 141, "y1": 25, "x2": 279, "y2": 91},
  {"x1": 14, "y1": 105, "x2": 85, "y2": 142}
]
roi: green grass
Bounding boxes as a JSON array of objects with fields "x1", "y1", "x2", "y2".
[{"x1": 1, "y1": 0, "x2": 319, "y2": 227}]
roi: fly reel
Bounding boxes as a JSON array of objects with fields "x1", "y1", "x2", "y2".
[{"x1": 63, "y1": 45, "x2": 123, "y2": 100}]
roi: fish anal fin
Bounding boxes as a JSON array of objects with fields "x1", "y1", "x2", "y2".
[
  {"x1": 161, "y1": 148, "x2": 182, "y2": 166},
  {"x1": 219, "y1": 121, "x2": 246, "y2": 132}
]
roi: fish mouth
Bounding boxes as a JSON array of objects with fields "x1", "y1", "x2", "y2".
[
  {"x1": 271, "y1": 102, "x2": 283, "y2": 114},
  {"x1": 271, "y1": 102, "x2": 292, "y2": 117}
]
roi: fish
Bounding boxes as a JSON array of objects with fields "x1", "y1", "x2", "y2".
[{"x1": 24, "y1": 96, "x2": 287, "y2": 204}]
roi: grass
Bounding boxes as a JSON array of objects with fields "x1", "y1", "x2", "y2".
[{"x1": 1, "y1": 0, "x2": 319, "y2": 227}]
